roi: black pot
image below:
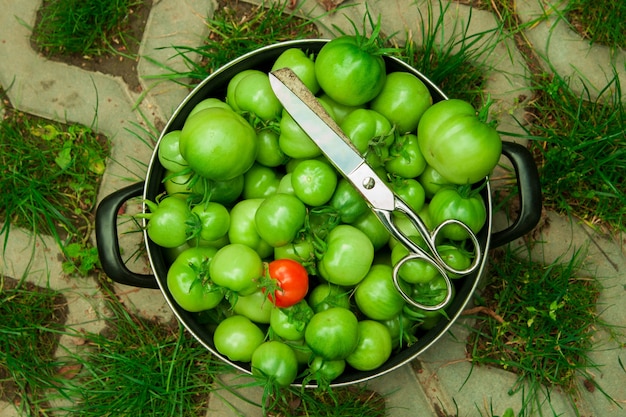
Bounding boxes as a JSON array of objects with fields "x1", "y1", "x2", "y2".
[{"x1": 96, "y1": 39, "x2": 542, "y2": 387}]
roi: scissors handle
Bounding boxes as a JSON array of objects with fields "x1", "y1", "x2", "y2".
[
  {"x1": 394, "y1": 198, "x2": 483, "y2": 276},
  {"x1": 375, "y1": 197, "x2": 482, "y2": 311}
]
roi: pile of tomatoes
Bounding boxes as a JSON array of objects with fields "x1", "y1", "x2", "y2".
[{"x1": 142, "y1": 36, "x2": 502, "y2": 387}]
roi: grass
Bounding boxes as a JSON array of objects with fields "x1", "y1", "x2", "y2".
[
  {"x1": 0, "y1": 276, "x2": 68, "y2": 415},
  {"x1": 47, "y1": 287, "x2": 222, "y2": 417},
  {"x1": 564, "y1": 0, "x2": 626, "y2": 49},
  {"x1": 0, "y1": 94, "x2": 109, "y2": 275},
  {"x1": 466, "y1": 245, "x2": 615, "y2": 415},
  {"x1": 146, "y1": 0, "x2": 321, "y2": 86},
  {"x1": 392, "y1": 0, "x2": 501, "y2": 109},
  {"x1": 524, "y1": 69, "x2": 625, "y2": 231},
  {"x1": 32, "y1": 0, "x2": 146, "y2": 57}
]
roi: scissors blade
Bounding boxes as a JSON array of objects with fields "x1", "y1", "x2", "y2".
[{"x1": 269, "y1": 67, "x2": 395, "y2": 211}]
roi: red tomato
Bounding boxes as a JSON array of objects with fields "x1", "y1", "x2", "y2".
[{"x1": 264, "y1": 259, "x2": 309, "y2": 308}]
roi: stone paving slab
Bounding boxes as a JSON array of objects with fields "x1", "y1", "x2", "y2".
[{"x1": 1, "y1": 0, "x2": 625, "y2": 416}]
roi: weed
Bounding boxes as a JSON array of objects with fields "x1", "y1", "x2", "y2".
[
  {"x1": 393, "y1": 1, "x2": 501, "y2": 109},
  {"x1": 32, "y1": 0, "x2": 147, "y2": 57},
  {"x1": 146, "y1": 0, "x2": 320, "y2": 87},
  {"x1": 466, "y1": 245, "x2": 615, "y2": 415},
  {"x1": 49, "y1": 287, "x2": 224, "y2": 416},
  {"x1": 0, "y1": 276, "x2": 68, "y2": 415},
  {"x1": 0, "y1": 95, "x2": 109, "y2": 264},
  {"x1": 565, "y1": 0, "x2": 626, "y2": 49},
  {"x1": 524, "y1": 69, "x2": 625, "y2": 231}
]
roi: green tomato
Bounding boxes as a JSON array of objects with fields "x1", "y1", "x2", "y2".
[
  {"x1": 162, "y1": 169, "x2": 203, "y2": 203},
  {"x1": 191, "y1": 202, "x2": 230, "y2": 242},
  {"x1": 205, "y1": 175, "x2": 245, "y2": 206},
  {"x1": 251, "y1": 341, "x2": 299, "y2": 387},
  {"x1": 255, "y1": 193, "x2": 306, "y2": 247},
  {"x1": 166, "y1": 246, "x2": 223, "y2": 312},
  {"x1": 307, "y1": 283, "x2": 351, "y2": 313},
  {"x1": 188, "y1": 97, "x2": 232, "y2": 118},
  {"x1": 213, "y1": 315, "x2": 265, "y2": 362},
  {"x1": 339, "y1": 108, "x2": 393, "y2": 168},
  {"x1": 142, "y1": 197, "x2": 193, "y2": 248},
  {"x1": 329, "y1": 178, "x2": 369, "y2": 223},
  {"x1": 271, "y1": 48, "x2": 320, "y2": 94},
  {"x1": 225, "y1": 69, "x2": 256, "y2": 112},
  {"x1": 228, "y1": 199, "x2": 273, "y2": 258},
  {"x1": 291, "y1": 159, "x2": 337, "y2": 206},
  {"x1": 209, "y1": 243, "x2": 263, "y2": 295},
  {"x1": 308, "y1": 356, "x2": 346, "y2": 383},
  {"x1": 419, "y1": 165, "x2": 452, "y2": 199},
  {"x1": 179, "y1": 107, "x2": 257, "y2": 181},
  {"x1": 391, "y1": 177, "x2": 426, "y2": 214},
  {"x1": 269, "y1": 300, "x2": 314, "y2": 341},
  {"x1": 305, "y1": 307, "x2": 359, "y2": 360},
  {"x1": 345, "y1": 320, "x2": 392, "y2": 371},
  {"x1": 417, "y1": 99, "x2": 502, "y2": 184},
  {"x1": 230, "y1": 70, "x2": 283, "y2": 122},
  {"x1": 318, "y1": 93, "x2": 363, "y2": 125},
  {"x1": 385, "y1": 133, "x2": 427, "y2": 179},
  {"x1": 391, "y1": 238, "x2": 439, "y2": 284},
  {"x1": 158, "y1": 130, "x2": 188, "y2": 172},
  {"x1": 318, "y1": 225, "x2": 374, "y2": 287},
  {"x1": 370, "y1": 71, "x2": 432, "y2": 133},
  {"x1": 243, "y1": 163, "x2": 281, "y2": 199},
  {"x1": 256, "y1": 128, "x2": 289, "y2": 167},
  {"x1": 232, "y1": 289, "x2": 273, "y2": 324},
  {"x1": 351, "y1": 210, "x2": 391, "y2": 251},
  {"x1": 273, "y1": 235, "x2": 315, "y2": 267},
  {"x1": 315, "y1": 36, "x2": 386, "y2": 106},
  {"x1": 354, "y1": 264, "x2": 405, "y2": 321},
  {"x1": 428, "y1": 187, "x2": 487, "y2": 241}
]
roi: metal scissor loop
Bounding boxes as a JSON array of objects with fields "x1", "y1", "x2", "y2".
[{"x1": 374, "y1": 197, "x2": 482, "y2": 311}]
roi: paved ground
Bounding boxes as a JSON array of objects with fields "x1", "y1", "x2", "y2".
[{"x1": 1, "y1": 0, "x2": 625, "y2": 416}]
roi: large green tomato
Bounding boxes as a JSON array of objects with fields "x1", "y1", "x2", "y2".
[
  {"x1": 345, "y1": 320, "x2": 392, "y2": 371},
  {"x1": 354, "y1": 264, "x2": 405, "y2": 321},
  {"x1": 305, "y1": 307, "x2": 359, "y2": 360},
  {"x1": 166, "y1": 246, "x2": 223, "y2": 312},
  {"x1": 351, "y1": 210, "x2": 391, "y2": 251},
  {"x1": 318, "y1": 225, "x2": 374, "y2": 287},
  {"x1": 417, "y1": 99, "x2": 502, "y2": 184},
  {"x1": 251, "y1": 341, "x2": 299, "y2": 387},
  {"x1": 315, "y1": 36, "x2": 386, "y2": 106},
  {"x1": 370, "y1": 71, "x2": 433, "y2": 133},
  {"x1": 213, "y1": 315, "x2": 265, "y2": 362},
  {"x1": 179, "y1": 107, "x2": 257, "y2": 181}
]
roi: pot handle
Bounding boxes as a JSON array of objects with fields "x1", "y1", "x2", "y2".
[
  {"x1": 95, "y1": 182, "x2": 159, "y2": 289},
  {"x1": 490, "y1": 141, "x2": 543, "y2": 248}
]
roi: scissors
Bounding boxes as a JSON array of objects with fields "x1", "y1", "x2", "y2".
[{"x1": 269, "y1": 68, "x2": 482, "y2": 311}]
